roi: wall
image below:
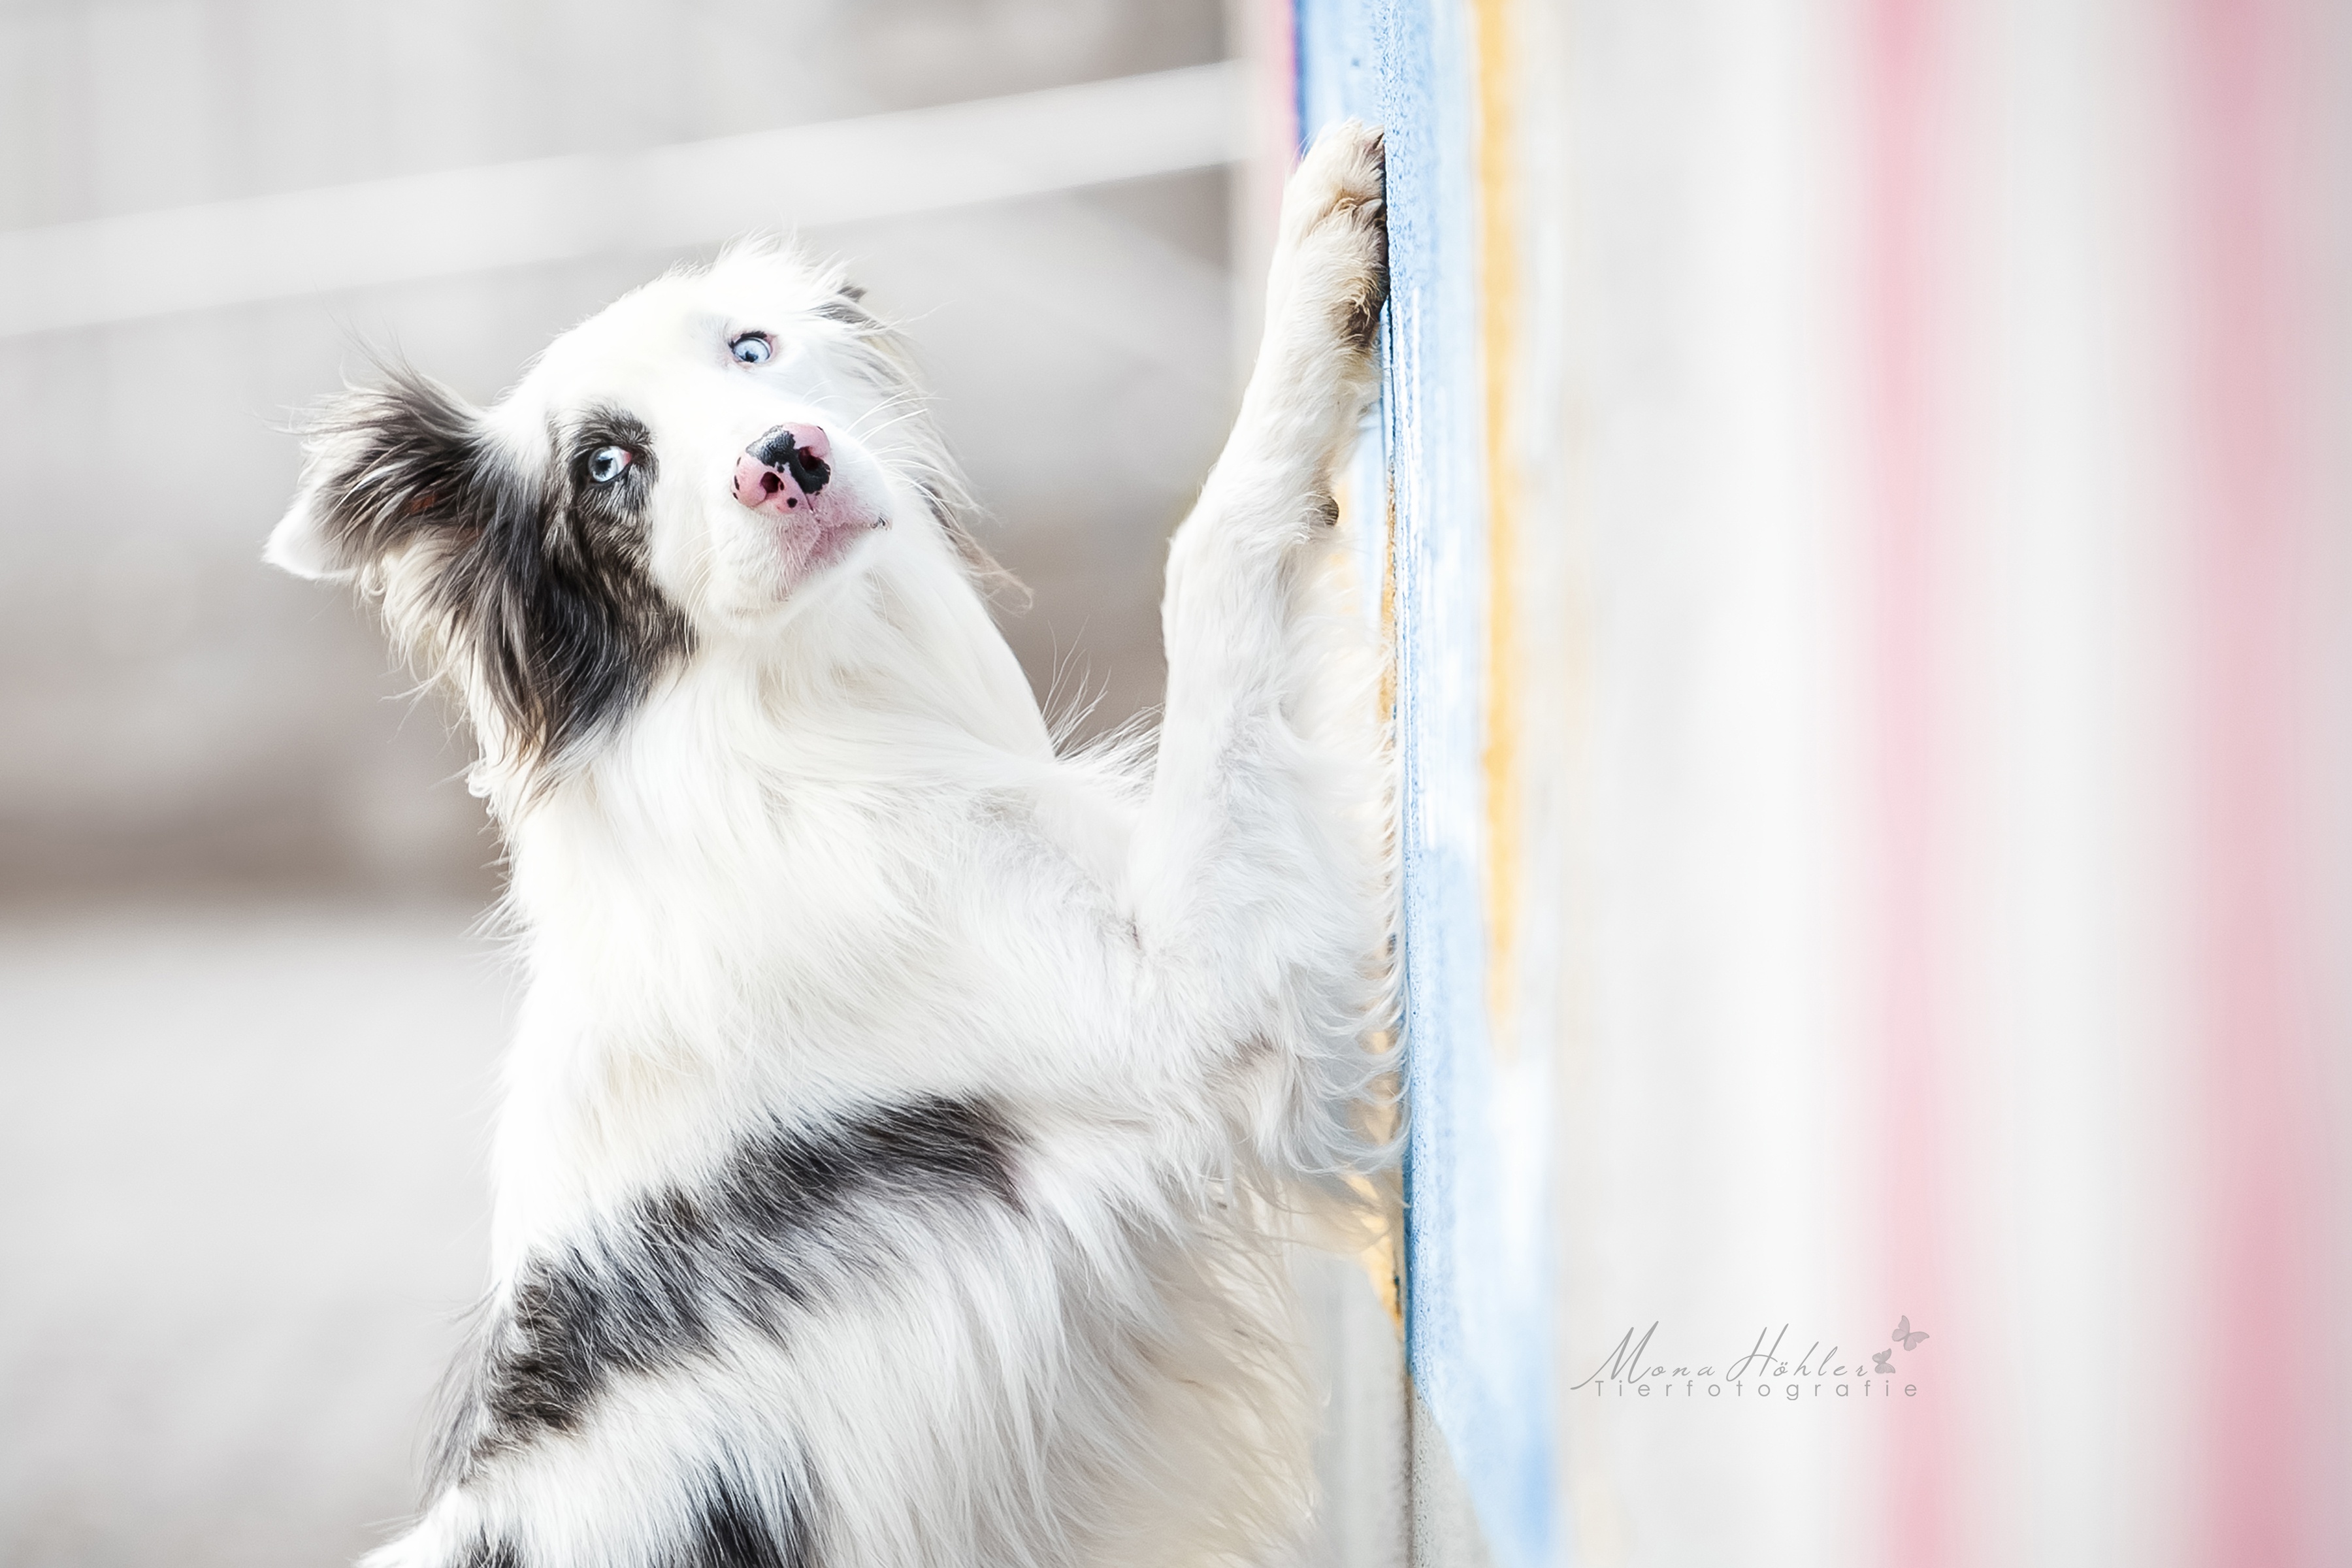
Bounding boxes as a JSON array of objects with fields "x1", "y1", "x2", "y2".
[{"x1": 1286, "y1": 1, "x2": 2352, "y2": 1565}]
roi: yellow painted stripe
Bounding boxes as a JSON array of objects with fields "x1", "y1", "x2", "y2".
[{"x1": 1473, "y1": 0, "x2": 1524, "y2": 1055}]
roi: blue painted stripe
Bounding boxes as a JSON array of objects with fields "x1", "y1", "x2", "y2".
[{"x1": 1294, "y1": 4, "x2": 1558, "y2": 1565}]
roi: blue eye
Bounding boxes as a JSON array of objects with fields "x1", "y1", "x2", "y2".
[
  {"x1": 730, "y1": 333, "x2": 772, "y2": 365},
  {"x1": 587, "y1": 445, "x2": 632, "y2": 484}
]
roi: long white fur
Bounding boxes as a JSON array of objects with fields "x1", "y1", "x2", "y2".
[{"x1": 270, "y1": 124, "x2": 1392, "y2": 1568}]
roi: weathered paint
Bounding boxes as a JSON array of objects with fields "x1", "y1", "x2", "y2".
[
  {"x1": 2178, "y1": 1, "x2": 2332, "y2": 1561},
  {"x1": 1295, "y1": 5, "x2": 1558, "y2": 1567},
  {"x1": 1860, "y1": 1, "x2": 1959, "y2": 1562},
  {"x1": 1296, "y1": 4, "x2": 2352, "y2": 1565},
  {"x1": 1469, "y1": 0, "x2": 1524, "y2": 1054}
]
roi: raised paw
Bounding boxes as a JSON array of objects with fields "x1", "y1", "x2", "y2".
[{"x1": 1266, "y1": 120, "x2": 1390, "y2": 367}]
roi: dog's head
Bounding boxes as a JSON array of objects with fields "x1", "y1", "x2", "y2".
[{"x1": 270, "y1": 245, "x2": 1009, "y2": 786}]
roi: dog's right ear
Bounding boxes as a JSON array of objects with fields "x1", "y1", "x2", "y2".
[{"x1": 268, "y1": 370, "x2": 498, "y2": 583}]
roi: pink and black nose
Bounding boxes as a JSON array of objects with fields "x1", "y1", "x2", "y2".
[{"x1": 732, "y1": 423, "x2": 832, "y2": 515}]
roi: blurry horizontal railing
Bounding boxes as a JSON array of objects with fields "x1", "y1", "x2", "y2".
[{"x1": 0, "y1": 63, "x2": 1243, "y2": 339}]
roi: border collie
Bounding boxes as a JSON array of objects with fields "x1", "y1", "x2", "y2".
[{"x1": 267, "y1": 123, "x2": 1392, "y2": 1568}]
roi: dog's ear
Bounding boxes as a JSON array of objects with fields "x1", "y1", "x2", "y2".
[
  {"x1": 813, "y1": 280, "x2": 873, "y2": 327},
  {"x1": 265, "y1": 485, "x2": 348, "y2": 580},
  {"x1": 268, "y1": 369, "x2": 503, "y2": 582}
]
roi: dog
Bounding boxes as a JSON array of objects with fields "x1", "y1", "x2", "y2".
[{"x1": 267, "y1": 122, "x2": 1393, "y2": 1568}]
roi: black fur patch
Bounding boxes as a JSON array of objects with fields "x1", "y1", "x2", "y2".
[
  {"x1": 450, "y1": 1535, "x2": 523, "y2": 1568},
  {"x1": 299, "y1": 370, "x2": 691, "y2": 768},
  {"x1": 676, "y1": 1471, "x2": 812, "y2": 1568},
  {"x1": 429, "y1": 1098, "x2": 1020, "y2": 1490}
]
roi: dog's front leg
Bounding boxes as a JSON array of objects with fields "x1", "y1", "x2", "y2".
[{"x1": 1130, "y1": 122, "x2": 1389, "y2": 1160}]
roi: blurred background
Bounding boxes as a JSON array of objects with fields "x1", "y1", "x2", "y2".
[
  {"x1": 0, "y1": 3, "x2": 1245, "y2": 1563},
  {"x1": 0, "y1": 0, "x2": 1241, "y2": 903},
  {"x1": 6, "y1": 2, "x2": 2351, "y2": 1567}
]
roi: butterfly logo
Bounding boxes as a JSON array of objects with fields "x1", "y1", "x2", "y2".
[
  {"x1": 1893, "y1": 1316, "x2": 1929, "y2": 1351},
  {"x1": 1872, "y1": 1349, "x2": 1895, "y2": 1374}
]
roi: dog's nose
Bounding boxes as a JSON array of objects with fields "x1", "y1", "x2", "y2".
[{"x1": 733, "y1": 423, "x2": 832, "y2": 514}]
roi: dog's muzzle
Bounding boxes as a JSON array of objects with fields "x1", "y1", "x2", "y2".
[{"x1": 733, "y1": 424, "x2": 834, "y2": 516}]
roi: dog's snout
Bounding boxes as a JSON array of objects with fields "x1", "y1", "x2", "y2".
[
  {"x1": 737, "y1": 421, "x2": 831, "y2": 506},
  {"x1": 730, "y1": 419, "x2": 882, "y2": 550},
  {"x1": 751, "y1": 422, "x2": 830, "y2": 477},
  {"x1": 734, "y1": 423, "x2": 834, "y2": 515}
]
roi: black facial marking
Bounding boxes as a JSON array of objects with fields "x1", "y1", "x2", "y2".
[
  {"x1": 674, "y1": 1472, "x2": 814, "y2": 1568},
  {"x1": 429, "y1": 1098, "x2": 1019, "y2": 1490},
  {"x1": 297, "y1": 371, "x2": 690, "y2": 771}
]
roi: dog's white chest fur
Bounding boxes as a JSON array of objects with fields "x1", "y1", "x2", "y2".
[{"x1": 269, "y1": 123, "x2": 1392, "y2": 1568}]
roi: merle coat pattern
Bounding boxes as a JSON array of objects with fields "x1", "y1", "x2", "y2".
[{"x1": 269, "y1": 124, "x2": 1394, "y2": 1568}]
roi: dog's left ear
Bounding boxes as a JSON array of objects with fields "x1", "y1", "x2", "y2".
[{"x1": 267, "y1": 369, "x2": 501, "y2": 582}]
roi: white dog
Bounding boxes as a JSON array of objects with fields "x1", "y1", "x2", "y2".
[{"x1": 268, "y1": 122, "x2": 1392, "y2": 1568}]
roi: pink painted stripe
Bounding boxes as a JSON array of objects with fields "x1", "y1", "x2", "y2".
[
  {"x1": 1269, "y1": 0, "x2": 1298, "y2": 159},
  {"x1": 2181, "y1": 1, "x2": 2324, "y2": 1563},
  {"x1": 1862, "y1": 1, "x2": 1957, "y2": 1564}
]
